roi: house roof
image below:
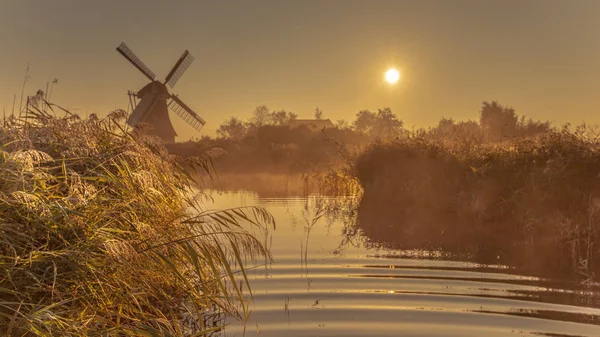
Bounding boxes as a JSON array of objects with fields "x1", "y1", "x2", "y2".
[{"x1": 287, "y1": 119, "x2": 335, "y2": 129}]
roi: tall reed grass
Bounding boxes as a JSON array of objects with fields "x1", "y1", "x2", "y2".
[
  {"x1": 355, "y1": 125, "x2": 600, "y2": 280},
  {"x1": 0, "y1": 105, "x2": 273, "y2": 336}
]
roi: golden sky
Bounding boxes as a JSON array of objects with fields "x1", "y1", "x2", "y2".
[{"x1": 1, "y1": 0, "x2": 599, "y2": 140}]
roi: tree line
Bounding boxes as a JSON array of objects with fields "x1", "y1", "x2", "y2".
[
  {"x1": 213, "y1": 101, "x2": 551, "y2": 143},
  {"x1": 216, "y1": 105, "x2": 405, "y2": 140}
]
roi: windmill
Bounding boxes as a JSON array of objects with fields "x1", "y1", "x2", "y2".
[{"x1": 116, "y1": 42, "x2": 206, "y2": 143}]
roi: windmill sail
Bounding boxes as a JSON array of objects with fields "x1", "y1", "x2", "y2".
[
  {"x1": 168, "y1": 95, "x2": 206, "y2": 131},
  {"x1": 164, "y1": 50, "x2": 194, "y2": 88},
  {"x1": 116, "y1": 43, "x2": 157, "y2": 81},
  {"x1": 117, "y1": 42, "x2": 207, "y2": 142}
]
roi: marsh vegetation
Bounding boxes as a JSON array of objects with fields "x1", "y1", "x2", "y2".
[
  {"x1": 355, "y1": 125, "x2": 600, "y2": 280},
  {"x1": 0, "y1": 103, "x2": 273, "y2": 336},
  {"x1": 3, "y1": 95, "x2": 599, "y2": 337},
  {"x1": 189, "y1": 101, "x2": 600, "y2": 281}
]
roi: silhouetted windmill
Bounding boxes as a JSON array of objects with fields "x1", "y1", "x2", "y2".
[{"x1": 116, "y1": 42, "x2": 205, "y2": 143}]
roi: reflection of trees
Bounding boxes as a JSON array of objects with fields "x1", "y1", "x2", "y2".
[
  {"x1": 355, "y1": 188, "x2": 472, "y2": 254},
  {"x1": 292, "y1": 195, "x2": 364, "y2": 256}
]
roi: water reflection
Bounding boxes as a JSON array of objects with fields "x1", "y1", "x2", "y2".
[
  {"x1": 355, "y1": 190, "x2": 596, "y2": 280},
  {"x1": 207, "y1": 191, "x2": 600, "y2": 337}
]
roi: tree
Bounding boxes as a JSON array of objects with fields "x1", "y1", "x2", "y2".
[
  {"x1": 373, "y1": 107, "x2": 403, "y2": 138},
  {"x1": 270, "y1": 110, "x2": 298, "y2": 125},
  {"x1": 430, "y1": 117, "x2": 483, "y2": 142},
  {"x1": 479, "y1": 101, "x2": 517, "y2": 142},
  {"x1": 353, "y1": 110, "x2": 377, "y2": 134},
  {"x1": 314, "y1": 107, "x2": 324, "y2": 120},
  {"x1": 516, "y1": 117, "x2": 551, "y2": 138},
  {"x1": 217, "y1": 117, "x2": 247, "y2": 140},
  {"x1": 335, "y1": 119, "x2": 350, "y2": 130},
  {"x1": 250, "y1": 105, "x2": 272, "y2": 127},
  {"x1": 352, "y1": 108, "x2": 403, "y2": 138}
]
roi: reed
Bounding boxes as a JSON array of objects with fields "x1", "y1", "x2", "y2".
[
  {"x1": 354, "y1": 125, "x2": 600, "y2": 280},
  {"x1": 0, "y1": 104, "x2": 273, "y2": 336}
]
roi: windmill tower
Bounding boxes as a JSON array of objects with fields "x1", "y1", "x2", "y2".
[{"x1": 116, "y1": 42, "x2": 206, "y2": 143}]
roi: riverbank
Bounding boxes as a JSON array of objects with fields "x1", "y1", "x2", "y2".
[
  {"x1": 0, "y1": 109, "x2": 272, "y2": 335},
  {"x1": 354, "y1": 128, "x2": 600, "y2": 280}
]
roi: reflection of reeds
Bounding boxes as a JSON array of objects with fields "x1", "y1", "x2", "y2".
[
  {"x1": 300, "y1": 198, "x2": 326, "y2": 273},
  {"x1": 354, "y1": 127, "x2": 600, "y2": 280},
  {"x1": 0, "y1": 105, "x2": 273, "y2": 335}
]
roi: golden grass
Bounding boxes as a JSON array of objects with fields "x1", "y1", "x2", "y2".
[{"x1": 0, "y1": 105, "x2": 273, "y2": 336}]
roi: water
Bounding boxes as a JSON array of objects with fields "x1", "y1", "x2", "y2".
[{"x1": 208, "y1": 191, "x2": 600, "y2": 337}]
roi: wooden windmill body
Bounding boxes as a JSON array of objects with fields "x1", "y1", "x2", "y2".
[{"x1": 117, "y1": 43, "x2": 205, "y2": 143}]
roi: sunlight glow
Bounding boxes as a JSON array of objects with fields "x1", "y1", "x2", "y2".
[{"x1": 385, "y1": 68, "x2": 400, "y2": 84}]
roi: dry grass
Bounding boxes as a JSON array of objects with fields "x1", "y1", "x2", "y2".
[
  {"x1": 0, "y1": 105, "x2": 273, "y2": 336},
  {"x1": 355, "y1": 126, "x2": 600, "y2": 281}
]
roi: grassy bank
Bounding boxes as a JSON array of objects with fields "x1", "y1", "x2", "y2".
[
  {"x1": 0, "y1": 108, "x2": 273, "y2": 336},
  {"x1": 355, "y1": 126, "x2": 600, "y2": 280}
]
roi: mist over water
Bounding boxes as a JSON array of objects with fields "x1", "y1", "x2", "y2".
[
  {"x1": 5, "y1": 1, "x2": 600, "y2": 334},
  {"x1": 208, "y1": 190, "x2": 600, "y2": 337}
]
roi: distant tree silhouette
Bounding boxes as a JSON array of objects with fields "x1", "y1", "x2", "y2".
[
  {"x1": 353, "y1": 108, "x2": 403, "y2": 138},
  {"x1": 374, "y1": 108, "x2": 404, "y2": 138},
  {"x1": 516, "y1": 116, "x2": 551, "y2": 138},
  {"x1": 353, "y1": 110, "x2": 378, "y2": 134},
  {"x1": 430, "y1": 117, "x2": 483, "y2": 142},
  {"x1": 217, "y1": 117, "x2": 247, "y2": 140},
  {"x1": 271, "y1": 110, "x2": 298, "y2": 125},
  {"x1": 335, "y1": 119, "x2": 350, "y2": 130},
  {"x1": 257, "y1": 125, "x2": 292, "y2": 146},
  {"x1": 479, "y1": 101, "x2": 551, "y2": 141},
  {"x1": 250, "y1": 105, "x2": 272, "y2": 127},
  {"x1": 479, "y1": 101, "x2": 518, "y2": 142},
  {"x1": 314, "y1": 107, "x2": 324, "y2": 120}
]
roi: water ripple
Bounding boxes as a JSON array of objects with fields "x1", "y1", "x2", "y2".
[{"x1": 210, "y1": 191, "x2": 600, "y2": 337}]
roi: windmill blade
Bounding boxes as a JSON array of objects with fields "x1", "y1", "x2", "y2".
[
  {"x1": 164, "y1": 50, "x2": 194, "y2": 88},
  {"x1": 168, "y1": 95, "x2": 206, "y2": 131},
  {"x1": 116, "y1": 42, "x2": 156, "y2": 81}
]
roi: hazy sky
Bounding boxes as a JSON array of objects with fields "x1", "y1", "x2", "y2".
[{"x1": 1, "y1": 0, "x2": 599, "y2": 139}]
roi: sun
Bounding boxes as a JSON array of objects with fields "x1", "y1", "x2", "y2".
[{"x1": 385, "y1": 68, "x2": 400, "y2": 84}]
